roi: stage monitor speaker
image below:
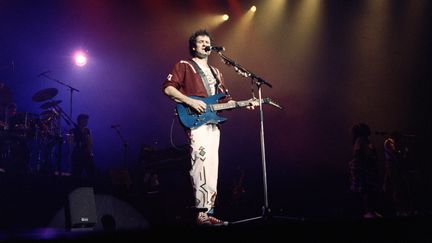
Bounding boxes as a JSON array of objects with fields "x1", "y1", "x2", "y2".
[{"x1": 67, "y1": 187, "x2": 97, "y2": 229}]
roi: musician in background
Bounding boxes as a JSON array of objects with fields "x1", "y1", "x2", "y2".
[
  {"x1": 0, "y1": 82, "x2": 13, "y2": 128},
  {"x1": 0, "y1": 83, "x2": 12, "y2": 172},
  {"x1": 3, "y1": 102, "x2": 27, "y2": 131},
  {"x1": 0, "y1": 102, "x2": 31, "y2": 174},
  {"x1": 69, "y1": 113, "x2": 95, "y2": 178},
  {"x1": 383, "y1": 131, "x2": 414, "y2": 216},
  {"x1": 162, "y1": 29, "x2": 256, "y2": 226},
  {"x1": 0, "y1": 103, "x2": 18, "y2": 173},
  {"x1": 349, "y1": 122, "x2": 382, "y2": 218}
]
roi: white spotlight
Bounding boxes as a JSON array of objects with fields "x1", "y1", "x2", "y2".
[{"x1": 73, "y1": 51, "x2": 88, "y2": 67}]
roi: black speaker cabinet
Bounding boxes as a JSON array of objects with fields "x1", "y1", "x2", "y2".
[{"x1": 67, "y1": 187, "x2": 97, "y2": 229}]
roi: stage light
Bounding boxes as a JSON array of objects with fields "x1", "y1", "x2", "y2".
[
  {"x1": 250, "y1": 5, "x2": 257, "y2": 12},
  {"x1": 220, "y1": 2, "x2": 256, "y2": 49},
  {"x1": 261, "y1": 0, "x2": 286, "y2": 29},
  {"x1": 222, "y1": 14, "x2": 229, "y2": 21},
  {"x1": 73, "y1": 51, "x2": 87, "y2": 67}
]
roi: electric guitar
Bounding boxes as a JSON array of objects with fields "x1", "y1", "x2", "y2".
[{"x1": 176, "y1": 93, "x2": 282, "y2": 129}]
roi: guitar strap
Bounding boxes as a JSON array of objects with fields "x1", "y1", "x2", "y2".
[
  {"x1": 190, "y1": 60, "x2": 220, "y2": 96},
  {"x1": 209, "y1": 66, "x2": 223, "y2": 94}
]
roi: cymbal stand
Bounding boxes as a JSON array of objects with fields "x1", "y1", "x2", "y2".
[
  {"x1": 216, "y1": 51, "x2": 303, "y2": 224},
  {"x1": 39, "y1": 72, "x2": 80, "y2": 118},
  {"x1": 34, "y1": 108, "x2": 65, "y2": 175},
  {"x1": 53, "y1": 105, "x2": 77, "y2": 128}
]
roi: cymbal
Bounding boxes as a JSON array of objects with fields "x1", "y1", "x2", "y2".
[
  {"x1": 40, "y1": 100, "x2": 62, "y2": 109},
  {"x1": 32, "y1": 88, "x2": 58, "y2": 102}
]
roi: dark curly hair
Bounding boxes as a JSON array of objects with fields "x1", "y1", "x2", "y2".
[
  {"x1": 188, "y1": 29, "x2": 213, "y2": 57},
  {"x1": 77, "y1": 113, "x2": 89, "y2": 122}
]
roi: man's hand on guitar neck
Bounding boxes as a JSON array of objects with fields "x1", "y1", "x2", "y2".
[
  {"x1": 246, "y1": 98, "x2": 259, "y2": 110},
  {"x1": 226, "y1": 98, "x2": 259, "y2": 110}
]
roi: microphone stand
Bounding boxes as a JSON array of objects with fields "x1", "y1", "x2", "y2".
[
  {"x1": 217, "y1": 51, "x2": 304, "y2": 224},
  {"x1": 51, "y1": 105, "x2": 77, "y2": 174},
  {"x1": 40, "y1": 72, "x2": 79, "y2": 118},
  {"x1": 111, "y1": 126, "x2": 129, "y2": 169}
]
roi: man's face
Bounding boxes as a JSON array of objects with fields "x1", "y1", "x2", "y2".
[
  {"x1": 194, "y1": 35, "x2": 211, "y2": 58},
  {"x1": 78, "y1": 118, "x2": 88, "y2": 127}
]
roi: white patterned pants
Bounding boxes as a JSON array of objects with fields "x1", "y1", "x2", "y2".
[{"x1": 188, "y1": 124, "x2": 220, "y2": 213}]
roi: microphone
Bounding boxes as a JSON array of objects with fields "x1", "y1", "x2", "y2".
[
  {"x1": 111, "y1": 124, "x2": 120, "y2": 128},
  {"x1": 204, "y1": 46, "x2": 225, "y2": 52},
  {"x1": 37, "y1": 70, "x2": 50, "y2": 77},
  {"x1": 11, "y1": 61, "x2": 14, "y2": 73}
]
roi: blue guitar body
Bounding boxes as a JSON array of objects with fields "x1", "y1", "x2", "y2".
[{"x1": 176, "y1": 93, "x2": 228, "y2": 129}]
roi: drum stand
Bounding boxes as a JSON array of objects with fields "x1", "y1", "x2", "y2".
[
  {"x1": 33, "y1": 113, "x2": 64, "y2": 175},
  {"x1": 217, "y1": 52, "x2": 305, "y2": 225},
  {"x1": 44, "y1": 105, "x2": 76, "y2": 175}
]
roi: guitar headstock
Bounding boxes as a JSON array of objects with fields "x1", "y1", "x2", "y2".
[{"x1": 263, "y1": 98, "x2": 283, "y2": 110}]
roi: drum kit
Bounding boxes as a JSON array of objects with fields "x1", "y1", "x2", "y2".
[
  {"x1": 0, "y1": 85, "x2": 70, "y2": 175},
  {"x1": 31, "y1": 87, "x2": 63, "y2": 140}
]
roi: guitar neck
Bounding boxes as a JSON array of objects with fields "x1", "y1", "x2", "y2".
[
  {"x1": 209, "y1": 97, "x2": 282, "y2": 112},
  {"x1": 210, "y1": 100, "x2": 250, "y2": 111}
]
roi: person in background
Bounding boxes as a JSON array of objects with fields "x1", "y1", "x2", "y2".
[
  {"x1": 69, "y1": 113, "x2": 95, "y2": 178},
  {"x1": 383, "y1": 131, "x2": 415, "y2": 216},
  {"x1": 0, "y1": 102, "x2": 31, "y2": 175},
  {"x1": 349, "y1": 122, "x2": 382, "y2": 219}
]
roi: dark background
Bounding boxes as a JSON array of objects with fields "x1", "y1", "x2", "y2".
[{"x1": 1, "y1": 0, "x2": 431, "y2": 221}]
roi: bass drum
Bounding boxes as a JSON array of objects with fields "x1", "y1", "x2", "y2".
[{"x1": 35, "y1": 110, "x2": 61, "y2": 141}]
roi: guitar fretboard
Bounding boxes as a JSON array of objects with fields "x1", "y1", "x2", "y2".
[
  {"x1": 210, "y1": 100, "x2": 251, "y2": 111},
  {"x1": 208, "y1": 98, "x2": 282, "y2": 112}
]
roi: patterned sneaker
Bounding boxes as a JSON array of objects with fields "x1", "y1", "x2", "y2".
[
  {"x1": 373, "y1": 211, "x2": 383, "y2": 218},
  {"x1": 363, "y1": 212, "x2": 381, "y2": 219},
  {"x1": 196, "y1": 212, "x2": 212, "y2": 226},
  {"x1": 208, "y1": 216, "x2": 228, "y2": 226}
]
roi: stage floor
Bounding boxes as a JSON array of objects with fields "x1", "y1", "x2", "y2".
[
  {"x1": 1, "y1": 172, "x2": 432, "y2": 242},
  {"x1": 1, "y1": 215, "x2": 432, "y2": 242}
]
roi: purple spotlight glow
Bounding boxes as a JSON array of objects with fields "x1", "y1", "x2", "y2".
[{"x1": 73, "y1": 51, "x2": 87, "y2": 67}]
